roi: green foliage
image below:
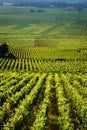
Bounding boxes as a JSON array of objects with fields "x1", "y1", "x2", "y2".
[
  {"x1": 0, "y1": 6, "x2": 87, "y2": 48},
  {"x1": 61, "y1": 74, "x2": 87, "y2": 129},
  {"x1": 0, "y1": 5, "x2": 87, "y2": 130},
  {"x1": 0, "y1": 71, "x2": 87, "y2": 129},
  {"x1": 55, "y1": 74, "x2": 74, "y2": 130},
  {"x1": 31, "y1": 74, "x2": 52, "y2": 130}
]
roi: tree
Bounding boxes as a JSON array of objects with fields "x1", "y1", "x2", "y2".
[
  {"x1": 0, "y1": 43, "x2": 9, "y2": 58},
  {"x1": 0, "y1": 43, "x2": 16, "y2": 59}
]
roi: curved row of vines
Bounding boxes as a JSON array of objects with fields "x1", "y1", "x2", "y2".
[
  {"x1": 0, "y1": 71, "x2": 87, "y2": 130},
  {"x1": 0, "y1": 58, "x2": 86, "y2": 73}
]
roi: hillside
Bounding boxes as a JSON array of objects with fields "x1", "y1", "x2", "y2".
[{"x1": 0, "y1": 3, "x2": 87, "y2": 130}]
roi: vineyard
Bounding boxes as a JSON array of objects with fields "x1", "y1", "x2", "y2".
[
  {"x1": 0, "y1": 71, "x2": 87, "y2": 130},
  {"x1": 0, "y1": 5, "x2": 87, "y2": 130},
  {"x1": 0, "y1": 58, "x2": 87, "y2": 73},
  {"x1": 0, "y1": 6, "x2": 87, "y2": 47},
  {"x1": 0, "y1": 46, "x2": 87, "y2": 73}
]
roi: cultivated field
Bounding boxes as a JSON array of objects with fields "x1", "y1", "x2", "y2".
[
  {"x1": 0, "y1": 71, "x2": 87, "y2": 130},
  {"x1": 0, "y1": 6, "x2": 87, "y2": 47},
  {"x1": 0, "y1": 5, "x2": 87, "y2": 130}
]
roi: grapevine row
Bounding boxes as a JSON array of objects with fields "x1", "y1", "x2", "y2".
[
  {"x1": 31, "y1": 74, "x2": 52, "y2": 130},
  {"x1": 0, "y1": 71, "x2": 87, "y2": 129},
  {"x1": 61, "y1": 74, "x2": 87, "y2": 129},
  {"x1": 0, "y1": 58, "x2": 86, "y2": 73},
  {"x1": 3, "y1": 73, "x2": 46, "y2": 130},
  {"x1": 55, "y1": 74, "x2": 74, "y2": 130}
]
